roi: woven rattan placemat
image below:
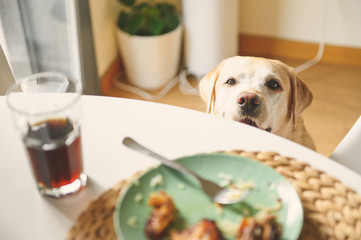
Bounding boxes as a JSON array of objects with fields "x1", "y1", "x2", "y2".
[{"x1": 67, "y1": 151, "x2": 361, "y2": 240}]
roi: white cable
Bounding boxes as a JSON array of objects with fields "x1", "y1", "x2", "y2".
[
  {"x1": 294, "y1": 0, "x2": 327, "y2": 73},
  {"x1": 112, "y1": 69, "x2": 200, "y2": 101},
  {"x1": 178, "y1": 69, "x2": 200, "y2": 96},
  {"x1": 112, "y1": 72, "x2": 180, "y2": 101}
]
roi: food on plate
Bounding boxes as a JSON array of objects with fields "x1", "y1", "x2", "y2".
[
  {"x1": 236, "y1": 216, "x2": 282, "y2": 240},
  {"x1": 143, "y1": 186, "x2": 282, "y2": 240},
  {"x1": 145, "y1": 191, "x2": 176, "y2": 239},
  {"x1": 170, "y1": 219, "x2": 224, "y2": 240}
]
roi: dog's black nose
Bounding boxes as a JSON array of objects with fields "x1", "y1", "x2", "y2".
[{"x1": 238, "y1": 92, "x2": 260, "y2": 113}]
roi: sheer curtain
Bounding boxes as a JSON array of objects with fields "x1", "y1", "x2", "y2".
[{"x1": 0, "y1": 0, "x2": 100, "y2": 95}]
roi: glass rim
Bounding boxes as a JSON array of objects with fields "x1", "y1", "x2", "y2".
[{"x1": 6, "y1": 72, "x2": 82, "y2": 117}]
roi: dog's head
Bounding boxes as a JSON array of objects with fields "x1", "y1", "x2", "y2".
[{"x1": 199, "y1": 56, "x2": 313, "y2": 134}]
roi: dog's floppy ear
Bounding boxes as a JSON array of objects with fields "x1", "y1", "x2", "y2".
[
  {"x1": 289, "y1": 68, "x2": 313, "y2": 122},
  {"x1": 199, "y1": 60, "x2": 225, "y2": 113}
]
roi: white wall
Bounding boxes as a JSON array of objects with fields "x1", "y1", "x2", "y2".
[{"x1": 238, "y1": 0, "x2": 361, "y2": 48}]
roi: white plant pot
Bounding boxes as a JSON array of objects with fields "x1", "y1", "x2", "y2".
[{"x1": 116, "y1": 24, "x2": 183, "y2": 90}]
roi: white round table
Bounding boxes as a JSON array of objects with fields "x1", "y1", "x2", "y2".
[{"x1": 1, "y1": 95, "x2": 360, "y2": 240}]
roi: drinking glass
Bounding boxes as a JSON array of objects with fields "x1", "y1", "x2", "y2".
[{"x1": 6, "y1": 72, "x2": 87, "y2": 198}]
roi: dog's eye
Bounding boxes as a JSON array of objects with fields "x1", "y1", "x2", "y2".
[
  {"x1": 267, "y1": 79, "x2": 281, "y2": 90},
  {"x1": 225, "y1": 78, "x2": 237, "y2": 86}
]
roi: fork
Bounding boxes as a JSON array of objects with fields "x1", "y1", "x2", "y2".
[{"x1": 122, "y1": 137, "x2": 250, "y2": 204}]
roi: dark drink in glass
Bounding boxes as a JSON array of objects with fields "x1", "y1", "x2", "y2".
[
  {"x1": 6, "y1": 72, "x2": 86, "y2": 198},
  {"x1": 24, "y1": 118, "x2": 86, "y2": 196}
]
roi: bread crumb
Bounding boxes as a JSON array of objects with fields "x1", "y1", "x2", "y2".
[
  {"x1": 236, "y1": 179, "x2": 255, "y2": 190},
  {"x1": 127, "y1": 216, "x2": 138, "y2": 228},
  {"x1": 218, "y1": 172, "x2": 233, "y2": 187},
  {"x1": 150, "y1": 174, "x2": 164, "y2": 188},
  {"x1": 219, "y1": 179, "x2": 232, "y2": 187},
  {"x1": 134, "y1": 193, "x2": 143, "y2": 202},
  {"x1": 218, "y1": 172, "x2": 233, "y2": 181},
  {"x1": 133, "y1": 179, "x2": 140, "y2": 187}
]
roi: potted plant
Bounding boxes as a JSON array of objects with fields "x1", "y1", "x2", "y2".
[{"x1": 116, "y1": 0, "x2": 183, "y2": 90}]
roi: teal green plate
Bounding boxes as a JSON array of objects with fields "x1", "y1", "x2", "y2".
[{"x1": 114, "y1": 153, "x2": 303, "y2": 240}]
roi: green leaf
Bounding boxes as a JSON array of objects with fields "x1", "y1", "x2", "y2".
[
  {"x1": 134, "y1": 2, "x2": 150, "y2": 12},
  {"x1": 156, "y1": 2, "x2": 175, "y2": 13},
  {"x1": 156, "y1": 3, "x2": 179, "y2": 33},
  {"x1": 166, "y1": 14, "x2": 179, "y2": 32},
  {"x1": 118, "y1": 0, "x2": 135, "y2": 7},
  {"x1": 147, "y1": 6, "x2": 160, "y2": 19},
  {"x1": 127, "y1": 14, "x2": 145, "y2": 35},
  {"x1": 117, "y1": 1, "x2": 179, "y2": 36},
  {"x1": 148, "y1": 18, "x2": 164, "y2": 35},
  {"x1": 117, "y1": 11, "x2": 129, "y2": 30},
  {"x1": 164, "y1": 12, "x2": 179, "y2": 33}
]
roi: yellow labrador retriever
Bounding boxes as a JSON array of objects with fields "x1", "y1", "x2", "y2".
[{"x1": 199, "y1": 56, "x2": 316, "y2": 150}]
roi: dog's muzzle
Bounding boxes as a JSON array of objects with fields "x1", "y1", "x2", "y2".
[
  {"x1": 237, "y1": 93, "x2": 272, "y2": 132},
  {"x1": 238, "y1": 92, "x2": 260, "y2": 116}
]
